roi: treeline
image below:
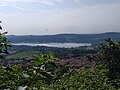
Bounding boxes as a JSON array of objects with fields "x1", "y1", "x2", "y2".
[
  {"x1": 7, "y1": 45, "x2": 98, "y2": 59},
  {"x1": 7, "y1": 32, "x2": 120, "y2": 44}
]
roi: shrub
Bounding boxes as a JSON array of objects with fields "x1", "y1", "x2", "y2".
[
  {"x1": 0, "y1": 21, "x2": 10, "y2": 59},
  {"x1": 98, "y1": 38, "x2": 120, "y2": 88}
]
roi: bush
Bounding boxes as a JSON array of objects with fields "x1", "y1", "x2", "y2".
[
  {"x1": 0, "y1": 53, "x2": 115, "y2": 90},
  {"x1": 48, "y1": 65, "x2": 114, "y2": 90},
  {"x1": 0, "y1": 21, "x2": 10, "y2": 59},
  {"x1": 98, "y1": 38, "x2": 120, "y2": 88}
]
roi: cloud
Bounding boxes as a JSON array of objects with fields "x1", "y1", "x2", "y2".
[
  {"x1": 0, "y1": 3, "x2": 8, "y2": 7},
  {"x1": 0, "y1": 0, "x2": 63, "y2": 5},
  {"x1": 11, "y1": 4, "x2": 26, "y2": 11},
  {"x1": 73, "y1": 0, "x2": 80, "y2": 4},
  {"x1": 38, "y1": 1, "x2": 55, "y2": 6},
  {"x1": 0, "y1": 0, "x2": 64, "y2": 12},
  {"x1": 0, "y1": 0, "x2": 120, "y2": 35},
  {"x1": 0, "y1": 0, "x2": 36, "y2": 3}
]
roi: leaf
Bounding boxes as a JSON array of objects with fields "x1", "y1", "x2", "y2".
[
  {"x1": 4, "y1": 50, "x2": 9, "y2": 54},
  {"x1": 40, "y1": 71, "x2": 53, "y2": 79},
  {"x1": 0, "y1": 26, "x2": 2, "y2": 30},
  {"x1": 0, "y1": 55, "x2": 4, "y2": 59},
  {"x1": 2, "y1": 32, "x2": 8, "y2": 35},
  {"x1": 33, "y1": 53, "x2": 57, "y2": 65}
]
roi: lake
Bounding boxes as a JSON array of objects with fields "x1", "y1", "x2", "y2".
[{"x1": 12, "y1": 43, "x2": 91, "y2": 48}]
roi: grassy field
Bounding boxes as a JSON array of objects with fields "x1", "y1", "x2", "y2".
[{"x1": 6, "y1": 51, "x2": 40, "y2": 59}]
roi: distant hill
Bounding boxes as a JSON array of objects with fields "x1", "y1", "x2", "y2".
[{"x1": 7, "y1": 32, "x2": 120, "y2": 44}]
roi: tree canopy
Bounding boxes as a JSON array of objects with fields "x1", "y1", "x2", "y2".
[{"x1": 0, "y1": 21, "x2": 10, "y2": 59}]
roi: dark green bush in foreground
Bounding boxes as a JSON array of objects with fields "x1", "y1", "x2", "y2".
[
  {"x1": 99, "y1": 38, "x2": 120, "y2": 88},
  {"x1": 0, "y1": 53, "x2": 115, "y2": 90}
]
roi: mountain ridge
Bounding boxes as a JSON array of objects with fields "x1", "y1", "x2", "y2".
[
  {"x1": 7, "y1": 32, "x2": 120, "y2": 44},
  {"x1": 7, "y1": 32, "x2": 120, "y2": 36}
]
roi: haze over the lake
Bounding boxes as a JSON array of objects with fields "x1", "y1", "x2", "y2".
[
  {"x1": 0, "y1": 0, "x2": 120, "y2": 35},
  {"x1": 12, "y1": 43, "x2": 91, "y2": 48}
]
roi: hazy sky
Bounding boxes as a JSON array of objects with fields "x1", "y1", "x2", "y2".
[{"x1": 0, "y1": 0, "x2": 120, "y2": 35}]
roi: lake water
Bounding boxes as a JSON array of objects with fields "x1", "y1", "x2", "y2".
[{"x1": 12, "y1": 43, "x2": 91, "y2": 48}]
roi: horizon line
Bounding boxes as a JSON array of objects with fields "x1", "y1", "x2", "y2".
[{"x1": 6, "y1": 32, "x2": 120, "y2": 36}]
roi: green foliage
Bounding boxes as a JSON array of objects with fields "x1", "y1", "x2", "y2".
[
  {"x1": 22, "y1": 64, "x2": 115, "y2": 90},
  {"x1": 0, "y1": 21, "x2": 10, "y2": 59},
  {"x1": 6, "y1": 51, "x2": 39, "y2": 59},
  {"x1": 99, "y1": 38, "x2": 120, "y2": 88},
  {"x1": 49, "y1": 65, "x2": 114, "y2": 90},
  {"x1": 23, "y1": 53, "x2": 58, "y2": 89},
  {"x1": 34, "y1": 53, "x2": 57, "y2": 65},
  {"x1": 0, "y1": 65, "x2": 26, "y2": 89},
  {"x1": 7, "y1": 45, "x2": 98, "y2": 60},
  {"x1": 0, "y1": 53, "x2": 58, "y2": 89},
  {"x1": 0, "y1": 52, "x2": 115, "y2": 90}
]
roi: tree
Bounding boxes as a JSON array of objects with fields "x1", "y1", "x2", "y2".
[
  {"x1": 0, "y1": 21, "x2": 10, "y2": 59},
  {"x1": 99, "y1": 38, "x2": 120, "y2": 88}
]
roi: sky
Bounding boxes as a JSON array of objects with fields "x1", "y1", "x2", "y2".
[{"x1": 0, "y1": 0, "x2": 120, "y2": 35}]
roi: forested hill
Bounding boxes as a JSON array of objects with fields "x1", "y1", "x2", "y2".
[{"x1": 7, "y1": 32, "x2": 120, "y2": 44}]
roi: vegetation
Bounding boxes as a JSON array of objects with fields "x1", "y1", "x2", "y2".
[
  {"x1": 0, "y1": 21, "x2": 10, "y2": 59},
  {"x1": 6, "y1": 51, "x2": 39, "y2": 59},
  {"x1": 6, "y1": 45, "x2": 97, "y2": 60},
  {"x1": 0, "y1": 53, "x2": 115, "y2": 90},
  {"x1": 0, "y1": 23, "x2": 120, "y2": 89},
  {"x1": 98, "y1": 38, "x2": 120, "y2": 88}
]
